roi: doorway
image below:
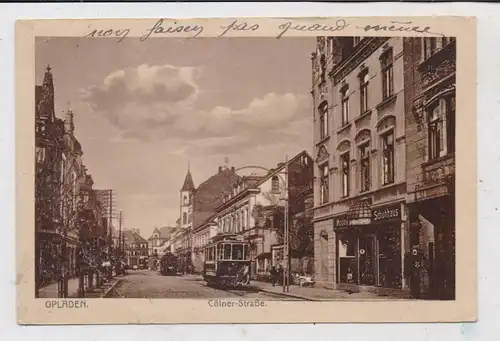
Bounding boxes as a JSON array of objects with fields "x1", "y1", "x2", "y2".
[{"x1": 358, "y1": 235, "x2": 376, "y2": 285}]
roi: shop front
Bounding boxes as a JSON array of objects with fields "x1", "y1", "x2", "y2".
[{"x1": 335, "y1": 200, "x2": 406, "y2": 295}]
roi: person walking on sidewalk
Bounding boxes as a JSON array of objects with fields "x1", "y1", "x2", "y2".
[{"x1": 270, "y1": 266, "x2": 278, "y2": 286}]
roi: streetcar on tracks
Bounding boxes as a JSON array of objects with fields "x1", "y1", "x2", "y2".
[
  {"x1": 203, "y1": 234, "x2": 251, "y2": 288},
  {"x1": 159, "y1": 252, "x2": 179, "y2": 276}
]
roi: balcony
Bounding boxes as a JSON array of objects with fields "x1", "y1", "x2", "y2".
[{"x1": 418, "y1": 41, "x2": 456, "y2": 91}]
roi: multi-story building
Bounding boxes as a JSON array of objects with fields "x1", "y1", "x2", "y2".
[
  {"x1": 175, "y1": 165, "x2": 240, "y2": 273},
  {"x1": 312, "y1": 37, "x2": 409, "y2": 295},
  {"x1": 214, "y1": 151, "x2": 313, "y2": 281},
  {"x1": 404, "y1": 37, "x2": 456, "y2": 300},
  {"x1": 35, "y1": 66, "x2": 102, "y2": 296},
  {"x1": 123, "y1": 229, "x2": 148, "y2": 268},
  {"x1": 147, "y1": 226, "x2": 178, "y2": 256},
  {"x1": 192, "y1": 216, "x2": 217, "y2": 273}
]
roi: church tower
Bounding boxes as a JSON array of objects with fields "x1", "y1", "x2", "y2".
[{"x1": 180, "y1": 164, "x2": 195, "y2": 229}]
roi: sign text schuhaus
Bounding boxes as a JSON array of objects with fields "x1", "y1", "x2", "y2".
[{"x1": 372, "y1": 204, "x2": 401, "y2": 222}]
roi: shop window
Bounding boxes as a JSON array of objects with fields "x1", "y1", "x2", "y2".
[
  {"x1": 319, "y1": 163, "x2": 329, "y2": 204},
  {"x1": 341, "y1": 87, "x2": 350, "y2": 126},
  {"x1": 359, "y1": 71, "x2": 369, "y2": 114},
  {"x1": 341, "y1": 152, "x2": 350, "y2": 198},
  {"x1": 382, "y1": 131, "x2": 395, "y2": 185},
  {"x1": 380, "y1": 49, "x2": 394, "y2": 100},
  {"x1": 338, "y1": 234, "x2": 358, "y2": 284},
  {"x1": 378, "y1": 228, "x2": 402, "y2": 289},
  {"x1": 359, "y1": 143, "x2": 370, "y2": 192}
]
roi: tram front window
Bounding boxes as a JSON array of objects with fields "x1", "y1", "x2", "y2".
[
  {"x1": 232, "y1": 244, "x2": 243, "y2": 260},
  {"x1": 244, "y1": 245, "x2": 250, "y2": 260},
  {"x1": 223, "y1": 244, "x2": 231, "y2": 259}
]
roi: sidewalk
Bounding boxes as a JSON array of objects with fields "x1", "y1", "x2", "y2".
[
  {"x1": 38, "y1": 277, "x2": 121, "y2": 299},
  {"x1": 251, "y1": 281, "x2": 409, "y2": 301}
]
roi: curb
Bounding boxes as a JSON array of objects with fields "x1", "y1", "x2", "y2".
[
  {"x1": 258, "y1": 288, "x2": 319, "y2": 301},
  {"x1": 101, "y1": 278, "x2": 122, "y2": 298}
]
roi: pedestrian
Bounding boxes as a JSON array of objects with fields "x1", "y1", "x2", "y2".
[
  {"x1": 270, "y1": 266, "x2": 277, "y2": 286},
  {"x1": 277, "y1": 264, "x2": 283, "y2": 286}
]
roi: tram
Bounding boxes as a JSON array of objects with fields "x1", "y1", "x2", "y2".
[
  {"x1": 159, "y1": 252, "x2": 179, "y2": 276},
  {"x1": 203, "y1": 234, "x2": 251, "y2": 288}
]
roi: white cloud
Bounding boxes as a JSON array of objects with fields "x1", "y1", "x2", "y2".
[{"x1": 83, "y1": 63, "x2": 311, "y2": 155}]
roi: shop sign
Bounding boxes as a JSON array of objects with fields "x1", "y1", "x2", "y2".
[
  {"x1": 335, "y1": 215, "x2": 350, "y2": 228},
  {"x1": 372, "y1": 204, "x2": 401, "y2": 222}
]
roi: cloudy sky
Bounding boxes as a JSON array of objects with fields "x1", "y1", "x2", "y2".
[{"x1": 35, "y1": 36, "x2": 316, "y2": 238}]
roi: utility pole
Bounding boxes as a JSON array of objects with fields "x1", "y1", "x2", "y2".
[
  {"x1": 118, "y1": 211, "x2": 123, "y2": 254},
  {"x1": 283, "y1": 154, "x2": 290, "y2": 293}
]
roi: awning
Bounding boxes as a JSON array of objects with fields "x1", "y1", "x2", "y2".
[
  {"x1": 256, "y1": 252, "x2": 271, "y2": 259},
  {"x1": 346, "y1": 199, "x2": 371, "y2": 225}
]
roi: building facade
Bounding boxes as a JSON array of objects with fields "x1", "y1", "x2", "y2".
[
  {"x1": 174, "y1": 165, "x2": 240, "y2": 272},
  {"x1": 214, "y1": 151, "x2": 313, "y2": 281},
  {"x1": 312, "y1": 37, "x2": 409, "y2": 295},
  {"x1": 35, "y1": 66, "x2": 105, "y2": 297},
  {"x1": 192, "y1": 217, "x2": 218, "y2": 273},
  {"x1": 404, "y1": 37, "x2": 456, "y2": 300},
  {"x1": 123, "y1": 229, "x2": 148, "y2": 268}
]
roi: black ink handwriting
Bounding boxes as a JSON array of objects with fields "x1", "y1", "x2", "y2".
[
  {"x1": 357, "y1": 21, "x2": 445, "y2": 37},
  {"x1": 218, "y1": 20, "x2": 259, "y2": 38},
  {"x1": 277, "y1": 20, "x2": 349, "y2": 39},
  {"x1": 85, "y1": 28, "x2": 131, "y2": 43},
  {"x1": 140, "y1": 19, "x2": 204, "y2": 42}
]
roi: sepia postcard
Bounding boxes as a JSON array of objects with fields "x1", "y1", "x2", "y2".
[{"x1": 16, "y1": 16, "x2": 477, "y2": 324}]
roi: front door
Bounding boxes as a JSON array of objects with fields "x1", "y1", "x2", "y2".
[{"x1": 358, "y1": 235, "x2": 376, "y2": 285}]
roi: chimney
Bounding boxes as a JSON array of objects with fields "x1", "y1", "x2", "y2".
[
  {"x1": 231, "y1": 166, "x2": 235, "y2": 173},
  {"x1": 64, "y1": 110, "x2": 74, "y2": 134},
  {"x1": 218, "y1": 166, "x2": 222, "y2": 173}
]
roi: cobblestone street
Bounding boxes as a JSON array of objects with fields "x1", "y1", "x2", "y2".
[{"x1": 106, "y1": 270, "x2": 301, "y2": 300}]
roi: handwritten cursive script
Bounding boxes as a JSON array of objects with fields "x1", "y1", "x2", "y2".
[
  {"x1": 140, "y1": 19, "x2": 204, "y2": 41},
  {"x1": 357, "y1": 21, "x2": 444, "y2": 37},
  {"x1": 85, "y1": 28, "x2": 131, "y2": 43},
  {"x1": 218, "y1": 20, "x2": 259, "y2": 38},
  {"x1": 277, "y1": 20, "x2": 349, "y2": 39}
]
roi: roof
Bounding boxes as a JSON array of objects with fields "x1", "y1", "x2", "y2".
[
  {"x1": 192, "y1": 168, "x2": 240, "y2": 229},
  {"x1": 123, "y1": 229, "x2": 148, "y2": 245},
  {"x1": 181, "y1": 170, "x2": 195, "y2": 191}
]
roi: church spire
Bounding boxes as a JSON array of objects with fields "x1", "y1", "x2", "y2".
[{"x1": 181, "y1": 167, "x2": 195, "y2": 192}]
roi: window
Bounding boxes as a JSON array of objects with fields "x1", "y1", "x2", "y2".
[
  {"x1": 428, "y1": 96, "x2": 455, "y2": 159},
  {"x1": 341, "y1": 88, "x2": 350, "y2": 126},
  {"x1": 242, "y1": 209, "x2": 247, "y2": 230},
  {"x1": 320, "y1": 54, "x2": 327, "y2": 83},
  {"x1": 319, "y1": 163, "x2": 329, "y2": 204},
  {"x1": 359, "y1": 143, "x2": 370, "y2": 192},
  {"x1": 359, "y1": 72, "x2": 369, "y2": 114},
  {"x1": 236, "y1": 212, "x2": 241, "y2": 232},
  {"x1": 319, "y1": 105, "x2": 328, "y2": 139},
  {"x1": 35, "y1": 146, "x2": 46, "y2": 164},
  {"x1": 447, "y1": 96, "x2": 456, "y2": 154},
  {"x1": 271, "y1": 176, "x2": 280, "y2": 193},
  {"x1": 423, "y1": 37, "x2": 454, "y2": 60},
  {"x1": 182, "y1": 212, "x2": 187, "y2": 224},
  {"x1": 381, "y1": 49, "x2": 394, "y2": 100},
  {"x1": 183, "y1": 196, "x2": 187, "y2": 205},
  {"x1": 353, "y1": 36, "x2": 362, "y2": 46},
  {"x1": 428, "y1": 105, "x2": 443, "y2": 160},
  {"x1": 382, "y1": 131, "x2": 395, "y2": 185},
  {"x1": 232, "y1": 244, "x2": 243, "y2": 260},
  {"x1": 341, "y1": 153, "x2": 350, "y2": 197},
  {"x1": 223, "y1": 244, "x2": 231, "y2": 259}
]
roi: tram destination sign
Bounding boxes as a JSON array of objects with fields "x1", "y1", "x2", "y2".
[{"x1": 372, "y1": 204, "x2": 401, "y2": 222}]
